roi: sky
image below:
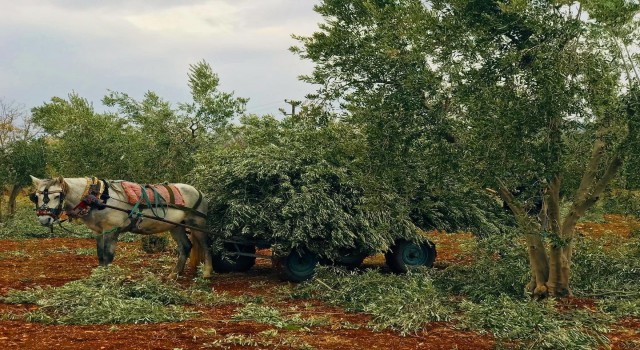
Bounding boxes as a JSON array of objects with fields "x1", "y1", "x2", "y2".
[{"x1": 0, "y1": 0, "x2": 323, "y2": 116}]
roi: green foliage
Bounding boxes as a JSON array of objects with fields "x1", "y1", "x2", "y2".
[
  {"x1": 0, "y1": 138, "x2": 48, "y2": 187},
  {"x1": 30, "y1": 60, "x2": 245, "y2": 184},
  {"x1": 599, "y1": 298, "x2": 640, "y2": 318},
  {"x1": 294, "y1": 0, "x2": 468, "y2": 228},
  {"x1": 141, "y1": 234, "x2": 169, "y2": 253},
  {"x1": 232, "y1": 303, "x2": 330, "y2": 330},
  {"x1": 601, "y1": 191, "x2": 640, "y2": 217},
  {"x1": 204, "y1": 331, "x2": 315, "y2": 350},
  {"x1": 2, "y1": 266, "x2": 192, "y2": 324},
  {"x1": 433, "y1": 233, "x2": 530, "y2": 301},
  {"x1": 0, "y1": 196, "x2": 92, "y2": 239},
  {"x1": 571, "y1": 236, "x2": 640, "y2": 298},
  {"x1": 291, "y1": 267, "x2": 453, "y2": 335},
  {"x1": 182, "y1": 60, "x2": 249, "y2": 134},
  {"x1": 0, "y1": 266, "x2": 237, "y2": 325},
  {"x1": 458, "y1": 296, "x2": 611, "y2": 350},
  {"x1": 411, "y1": 188, "x2": 515, "y2": 235},
  {"x1": 31, "y1": 94, "x2": 137, "y2": 179},
  {"x1": 193, "y1": 115, "x2": 420, "y2": 258}
]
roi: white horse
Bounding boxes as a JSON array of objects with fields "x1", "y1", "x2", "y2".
[{"x1": 29, "y1": 176, "x2": 213, "y2": 278}]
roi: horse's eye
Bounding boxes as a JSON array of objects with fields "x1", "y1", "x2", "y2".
[
  {"x1": 29, "y1": 193, "x2": 38, "y2": 203},
  {"x1": 55, "y1": 195, "x2": 60, "y2": 199}
]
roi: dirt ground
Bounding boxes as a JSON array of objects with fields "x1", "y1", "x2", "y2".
[{"x1": 0, "y1": 215, "x2": 638, "y2": 350}]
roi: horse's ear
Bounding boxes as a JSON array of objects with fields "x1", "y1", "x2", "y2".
[
  {"x1": 30, "y1": 175, "x2": 42, "y2": 186},
  {"x1": 56, "y1": 176, "x2": 65, "y2": 184}
]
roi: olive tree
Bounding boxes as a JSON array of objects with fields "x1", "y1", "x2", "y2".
[
  {"x1": 0, "y1": 99, "x2": 45, "y2": 219},
  {"x1": 292, "y1": 0, "x2": 511, "y2": 236},
  {"x1": 294, "y1": 0, "x2": 639, "y2": 298}
]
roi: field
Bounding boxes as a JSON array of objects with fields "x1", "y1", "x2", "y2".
[{"x1": 1, "y1": 201, "x2": 639, "y2": 350}]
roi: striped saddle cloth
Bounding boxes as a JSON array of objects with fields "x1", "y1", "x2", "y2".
[{"x1": 121, "y1": 182, "x2": 185, "y2": 206}]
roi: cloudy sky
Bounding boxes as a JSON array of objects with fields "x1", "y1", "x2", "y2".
[{"x1": 0, "y1": 0, "x2": 323, "y2": 116}]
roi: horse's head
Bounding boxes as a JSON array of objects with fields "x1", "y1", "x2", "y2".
[{"x1": 29, "y1": 175, "x2": 68, "y2": 226}]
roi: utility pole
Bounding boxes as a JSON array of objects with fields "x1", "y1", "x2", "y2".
[{"x1": 279, "y1": 99, "x2": 302, "y2": 117}]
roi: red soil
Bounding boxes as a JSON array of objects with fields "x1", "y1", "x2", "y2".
[
  {"x1": 1, "y1": 214, "x2": 638, "y2": 349},
  {"x1": 0, "y1": 237, "x2": 492, "y2": 350}
]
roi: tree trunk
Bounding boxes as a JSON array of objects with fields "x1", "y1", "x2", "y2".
[
  {"x1": 7, "y1": 184, "x2": 21, "y2": 217},
  {"x1": 498, "y1": 185, "x2": 549, "y2": 298},
  {"x1": 497, "y1": 131, "x2": 626, "y2": 299},
  {"x1": 544, "y1": 176, "x2": 572, "y2": 297}
]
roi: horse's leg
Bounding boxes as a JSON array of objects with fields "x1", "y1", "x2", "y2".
[
  {"x1": 96, "y1": 234, "x2": 106, "y2": 266},
  {"x1": 95, "y1": 231, "x2": 120, "y2": 266},
  {"x1": 102, "y1": 231, "x2": 121, "y2": 265},
  {"x1": 169, "y1": 226, "x2": 192, "y2": 278},
  {"x1": 94, "y1": 230, "x2": 122, "y2": 266}
]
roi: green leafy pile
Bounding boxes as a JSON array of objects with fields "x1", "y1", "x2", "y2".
[
  {"x1": 572, "y1": 236, "x2": 640, "y2": 296},
  {"x1": 193, "y1": 116, "x2": 420, "y2": 258},
  {"x1": 433, "y1": 232, "x2": 530, "y2": 302},
  {"x1": 291, "y1": 267, "x2": 453, "y2": 335},
  {"x1": 1, "y1": 266, "x2": 234, "y2": 324},
  {"x1": 232, "y1": 303, "x2": 330, "y2": 330},
  {"x1": 571, "y1": 235, "x2": 640, "y2": 320},
  {"x1": 458, "y1": 296, "x2": 610, "y2": 350},
  {"x1": 410, "y1": 188, "x2": 515, "y2": 236}
]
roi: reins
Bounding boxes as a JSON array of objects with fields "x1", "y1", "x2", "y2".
[{"x1": 81, "y1": 194, "x2": 210, "y2": 235}]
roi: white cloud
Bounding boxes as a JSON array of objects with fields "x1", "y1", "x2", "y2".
[{"x1": 124, "y1": 2, "x2": 239, "y2": 36}]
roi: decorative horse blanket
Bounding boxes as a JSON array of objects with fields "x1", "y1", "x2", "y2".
[{"x1": 121, "y1": 182, "x2": 185, "y2": 206}]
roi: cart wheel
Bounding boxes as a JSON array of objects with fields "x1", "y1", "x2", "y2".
[
  {"x1": 385, "y1": 239, "x2": 436, "y2": 273},
  {"x1": 213, "y1": 243, "x2": 257, "y2": 273},
  {"x1": 334, "y1": 250, "x2": 367, "y2": 270},
  {"x1": 273, "y1": 249, "x2": 318, "y2": 282}
]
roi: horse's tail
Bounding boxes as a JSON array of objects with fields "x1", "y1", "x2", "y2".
[
  {"x1": 187, "y1": 189, "x2": 209, "y2": 270},
  {"x1": 188, "y1": 235, "x2": 204, "y2": 269}
]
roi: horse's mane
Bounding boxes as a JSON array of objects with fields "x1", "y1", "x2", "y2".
[{"x1": 40, "y1": 176, "x2": 69, "y2": 193}]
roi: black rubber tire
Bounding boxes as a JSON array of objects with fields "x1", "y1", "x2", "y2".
[
  {"x1": 273, "y1": 249, "x2": 318, "y2": 282},
  {"x1": 213, "y1": 243, "x2": 257, "y2": 273},
  {"x1": 334, "y1": 250, "x2": 368, "y2": 270},
  {"x1": 385, "y1": 239, "x2": 437, "y2": 273}
]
